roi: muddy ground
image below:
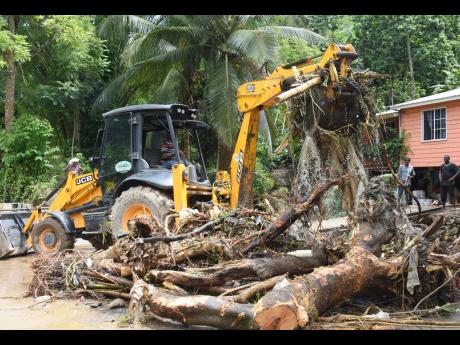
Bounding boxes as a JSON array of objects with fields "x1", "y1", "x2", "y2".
[{"x1": 0, "y1": 240, "x2": 190, "y2": 330}]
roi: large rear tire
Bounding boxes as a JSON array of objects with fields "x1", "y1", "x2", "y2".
[
  {"x1": 31, "y1": 218, "x2": 75, "y2": 255},
  {"x1": 110, "y1": 186, "x2": 174, "y2": 236}
]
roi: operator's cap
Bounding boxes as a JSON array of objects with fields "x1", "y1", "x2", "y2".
[{"x1": 69, "y1": 158, "x2": 80, "y2": 165}]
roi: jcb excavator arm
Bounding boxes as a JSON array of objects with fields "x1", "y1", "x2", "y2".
[{"x1": 224, "y1": 43, "x2": 359, "y2": 208}]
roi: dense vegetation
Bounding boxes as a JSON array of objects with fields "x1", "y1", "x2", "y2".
[{"x1": 0, "y1": 15, "x2": 459, "y2": 203}]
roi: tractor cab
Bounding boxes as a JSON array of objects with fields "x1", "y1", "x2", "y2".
[{"x1": 94, "y1": 104, "x2": 211, "y2": 207}]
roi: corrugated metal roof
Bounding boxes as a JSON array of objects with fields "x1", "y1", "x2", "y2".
[
  {"x1": 376, "y1": 109, "x2": 400, "y2": 118},
  {"x1": 392, "y1": 87, "x2": 460, "y2": 110}
]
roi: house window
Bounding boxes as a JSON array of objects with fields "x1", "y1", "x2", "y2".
[{"x1": 423, "y1": 108, "x2": 446, "y2": 141}]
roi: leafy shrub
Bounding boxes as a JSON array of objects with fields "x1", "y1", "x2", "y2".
[
  {"x1": 254, "y1": 160, "x2": 276, "y2": 197},
  {"x1": 0, "y1": 114, "x2": 62, "y2": 202},
  {"x1": 253, "y1": 139, "x2": 276, "y2": 197}
]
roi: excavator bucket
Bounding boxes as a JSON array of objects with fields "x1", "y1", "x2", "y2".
[{"x1": 0, "y1": 204, "x2": 31, "y2": 259}]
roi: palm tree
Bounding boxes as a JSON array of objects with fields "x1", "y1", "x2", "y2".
[{"x1": 95, "y1": 15, "x2": 327, "y2": 169}]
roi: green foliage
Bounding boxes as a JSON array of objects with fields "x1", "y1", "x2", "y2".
[
  {"x1": 0, "y1": 114, "x2": 62, "y2": 202},
  {"x1": 352, "y1": 15, "x2": 459, "y2": 105},
  {"x1": 41, "y1": 15, "x2": 109, "y2": 78},
  {"x1": 385, "y1": 129, "x2": 411, "y2": 169},
  {"x1": 0, "y1": 16, "x2": 30, "y2": 68},
  {"x1": 362, "y1": 128, "x2": 411, "y2": 171},
  {"x1": 253, "y1": 139, "x2": 277, "y2": 197},
  {"x1": 13, "y1": 15, "x2": 109, "y2": 158},
  {"x1": 278, "y1": 37, "x2": 320, "y2": 64},
  {"x1": 254, "y1": 160, "x2": 276, "y2": 197}
]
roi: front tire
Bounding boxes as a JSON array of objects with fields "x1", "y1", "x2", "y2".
[
  {"x1": 110, "y1": 186, "x2": 174, "y2": 236},
  {"x1": 31, "y1": 218, "x2": 75, "y2": 255}
]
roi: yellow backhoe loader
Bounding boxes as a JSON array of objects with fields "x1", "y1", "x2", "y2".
[{"x1": 0, "y1": 42, "x2": 361, "y2": 258}]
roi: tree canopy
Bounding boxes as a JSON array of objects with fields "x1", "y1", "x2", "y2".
[{"x1": 0, "y1": 15, "x2": 458, "y2": 202}]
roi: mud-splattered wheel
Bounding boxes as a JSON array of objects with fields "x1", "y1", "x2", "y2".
[
  {"x1": 110, "y1": 186, "x2": 174, "y2": 237},
  {"x1": 31, "y1": 218, "x2": 75, "y2": 254}
]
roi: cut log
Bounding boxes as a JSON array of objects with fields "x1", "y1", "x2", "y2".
[
  {"x1": 253, "y1": 246, "x2": 403, "y2": 329},
  {"x1": 145, "y1": 249, "x2": 326, "y2": 288},
  {"x1": 130, "y1": 280, "x2": 256, "y2": 330}
]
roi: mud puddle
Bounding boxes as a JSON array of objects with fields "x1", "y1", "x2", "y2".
[{"x1": 0, "y1": 240, "x2": 182, "y2": 330}]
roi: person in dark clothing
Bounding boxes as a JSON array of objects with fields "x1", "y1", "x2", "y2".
[{"x1": 439, "y1": 155, "x2": 460, "y2": 209}]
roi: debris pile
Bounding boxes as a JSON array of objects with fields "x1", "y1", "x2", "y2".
[{"x1": 28, "y1": 175, "x2": 459, "y2": 329}]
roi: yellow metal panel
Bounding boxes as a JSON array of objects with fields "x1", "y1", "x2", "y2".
[
  {"x1": 229, "y1": 109, "x2": 260, "y2": 208},
  {"x1": 22, "y1": 171, "x2": 102, "y2": 233},
  {"x1": 172, "y1": 163, "x2": 188, "y2": 212}
]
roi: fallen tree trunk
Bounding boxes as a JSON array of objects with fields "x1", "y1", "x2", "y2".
[
  {"x1": 242, "y1": 175, "x2": 350, "y2": 254},
  {"x1": 253, "y1": 246, "x2": 403, "y2": 329},
  {"x1": 130, "y1": 280, "x2": 256, "y2": 330},
  {"x1": 252, "y1": 176, "x2": 404, "y2": 329},
  {"x1": 145, "y1": 249, "x2": 327, "y2": 288}
]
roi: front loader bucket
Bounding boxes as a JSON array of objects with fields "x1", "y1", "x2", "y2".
[{"x1": 0, "y1": 204, "x2": 31, "y2": 259}]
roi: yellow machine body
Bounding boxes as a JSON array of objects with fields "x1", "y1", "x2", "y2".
[{"x1": 22, "y1": 170, "x2": 102, "y2": 246}]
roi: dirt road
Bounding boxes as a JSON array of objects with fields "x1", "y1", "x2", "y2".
[{"x1": 0, "y1": 240, "x2": 185, "y2": 330}]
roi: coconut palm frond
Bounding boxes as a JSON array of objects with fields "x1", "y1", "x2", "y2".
[
  {"x1": 151, "y1": 67, "x2": 185, "y2": 104},
  {"x1": 259, "y1": 109, "x2": 278, "y2": 154},
  {"x1": 98, "y1": 15, "x2": 155, "y2": 40},
  {"x1": 227, "y1": 29, "x2": 277, "y2": 64},
  {"x1": 92, "y1": 67, "x2": 139, "y2": 113},
  {"x1": 122, "y1": 26, "x2": 206, "y2": 66},
  {"x1": 130, "y1": 44, "x2": 202, "y2": 70},
  {"x1": 205, "y1": 57, "x2": 242, "y2": 148}
]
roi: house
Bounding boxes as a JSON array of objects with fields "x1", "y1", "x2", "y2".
[{"x1": 377, "y1": 87, "x2": 460, "y2": 200}]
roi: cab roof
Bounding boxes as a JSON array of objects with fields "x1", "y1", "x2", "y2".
[{"x1": 102, "y1": 104, "x2": 196, "y2": 118}]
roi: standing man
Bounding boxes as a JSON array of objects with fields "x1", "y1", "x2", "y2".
[
  {"x1": 439, "y1": 155, "x2": 460, "y2": 209},
  {"x1": 397, "y1": 157, "x2": 415, "y2": 204}
]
